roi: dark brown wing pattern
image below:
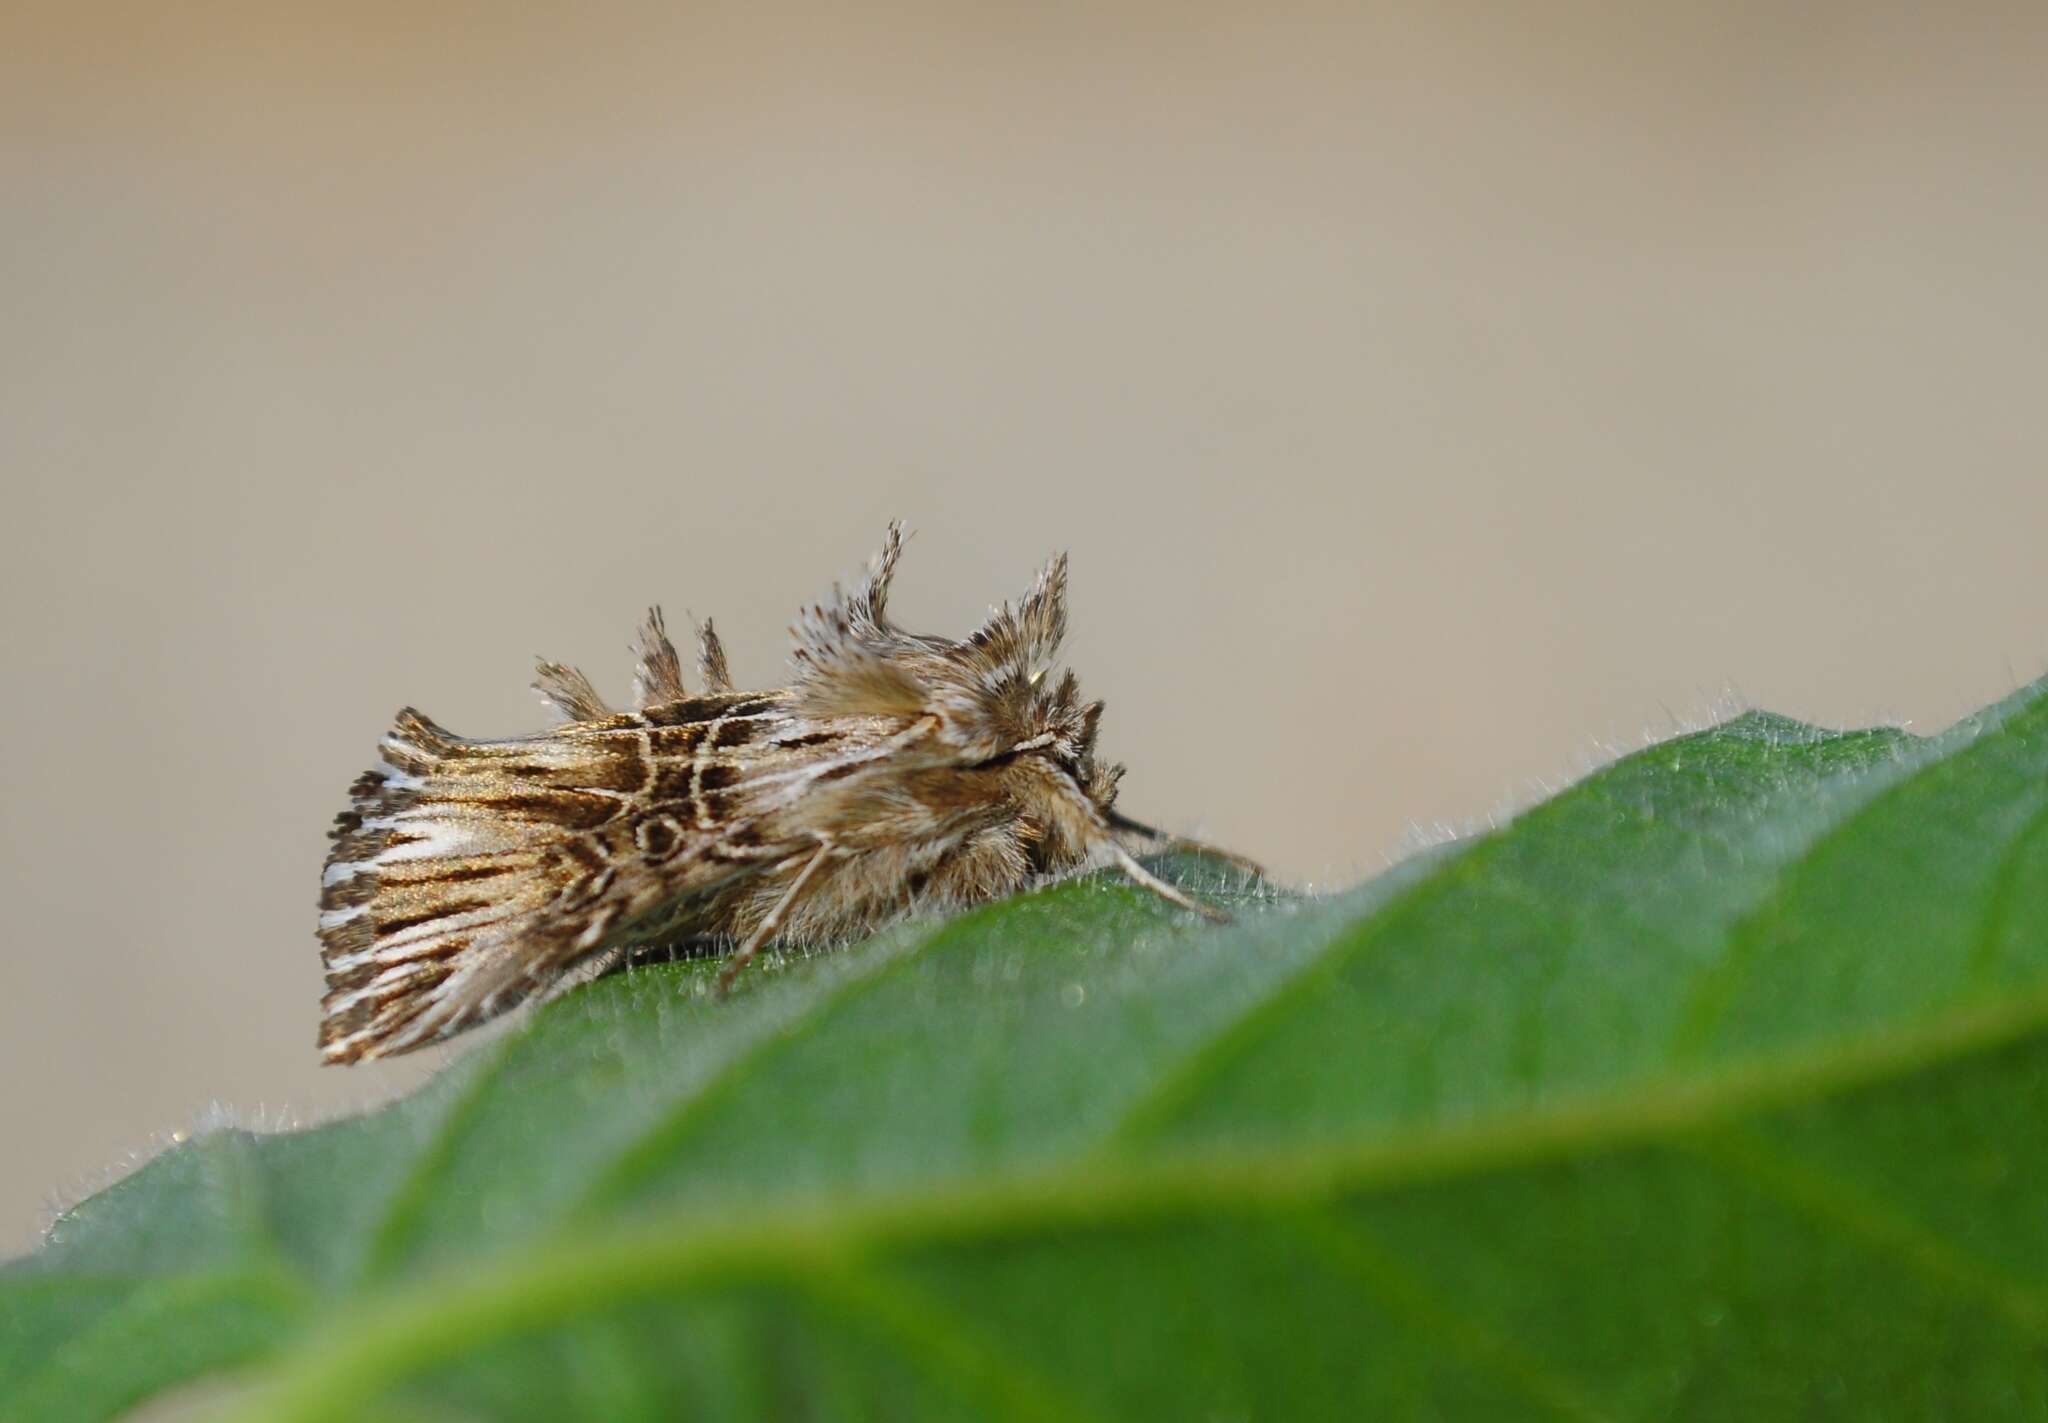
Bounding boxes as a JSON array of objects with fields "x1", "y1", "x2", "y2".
[{"x1": 317, "y1": 672, "x2": 834, "y2": 1062}]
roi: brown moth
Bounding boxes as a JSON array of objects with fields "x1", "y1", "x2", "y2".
[{"x1": 317, "y1": 524, "x2": 1255, "y2": 1064}]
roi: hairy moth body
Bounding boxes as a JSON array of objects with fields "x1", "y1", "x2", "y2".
[{"x1": 317, "y1": 525, "x2": 1245, "y2": 1064}]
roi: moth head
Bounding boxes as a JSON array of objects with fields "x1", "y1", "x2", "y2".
[
  {"x1": 793, "y1": 525, "x2": 1243, "y2": 921},
  {"x1": 790, "y1": 524, "x2": 1109, "y2": 766}
]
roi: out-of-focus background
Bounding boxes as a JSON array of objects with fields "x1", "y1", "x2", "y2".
[{"x1": 4, "y1": 1, "x2": 2045, "y2": 1256}]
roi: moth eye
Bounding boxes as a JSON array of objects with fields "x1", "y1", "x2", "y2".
[{"x1": 1028, "y1": 668, "x2": 1046, "y2": 687}]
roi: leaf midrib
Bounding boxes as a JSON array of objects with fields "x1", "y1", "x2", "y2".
[{"x1": 227, "y1": 970, "x2": 2048, "y2": 1423}]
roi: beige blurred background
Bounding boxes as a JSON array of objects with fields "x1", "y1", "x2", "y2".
[{"x1": 3, "y1": 0, "x2": 2046, "y2": 1256}]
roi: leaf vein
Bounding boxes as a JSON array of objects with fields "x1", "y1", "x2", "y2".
[
  {"x1": 1688, "y1": 1130, "x2": 2048, "y2": 1341},
  {"x1": 1292, "y1": 1210, "x2": 1613, "y2": 1420},
  {"x1": 801, "y1": 1264, "x2": 1113, "y2": 1423}
]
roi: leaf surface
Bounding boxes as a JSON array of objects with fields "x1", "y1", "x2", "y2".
[{"x1": 8, "y1": 682, "x2": 2048, "y2": 1421}]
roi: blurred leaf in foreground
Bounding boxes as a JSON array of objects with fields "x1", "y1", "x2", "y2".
[{"x1": 7, "y1": 678, "x2": 2048, "y2": 1421}]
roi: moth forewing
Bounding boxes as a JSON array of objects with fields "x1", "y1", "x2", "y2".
[{"x1": 317, "y1": 523, "x2": 1247, "y2": 1063}]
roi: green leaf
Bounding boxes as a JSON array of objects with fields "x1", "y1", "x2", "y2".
[{"x1": 9, "y1": 679, "x2": 2048, "y2": 1421}]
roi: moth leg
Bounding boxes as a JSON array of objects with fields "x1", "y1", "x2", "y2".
[
  {"x1": 715, "y1": 837, "x2": 834, "y2": 996},
  {"x1": 1105, "y1": 808, "x2": 1265, "y2": 881},
  {"x1": 1107, "y1": 842, "x2": 1232, "y2": 924}
]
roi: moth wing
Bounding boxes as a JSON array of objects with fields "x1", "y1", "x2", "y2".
[{"x1": 317, "y1": 707, "x2": 792, "y2": 1063}]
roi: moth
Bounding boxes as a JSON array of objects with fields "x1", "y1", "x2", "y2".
[{"x1": 317, "y1": 524, "x2": 1255, "y2": 1064}]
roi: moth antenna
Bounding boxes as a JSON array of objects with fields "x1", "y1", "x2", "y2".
[
  {"x1": 696, "y1": 615, "x2": 734, "y2": 692},
  {"x1": 533, "y1": 660, "x2": 611, "y2": 722},
  {"x1": 1105, "y1": 807, "x2": 1266, "y2": 881},
  {"x1": 1107, "y1": 842, "x2": 1231, "y2": 923},
  {"x1": 1041, "y1": 765, "x2": 1231, "y2": 923},
  {"x1": 631, "y1": 605, "x2": 687, "y2": 707}
]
